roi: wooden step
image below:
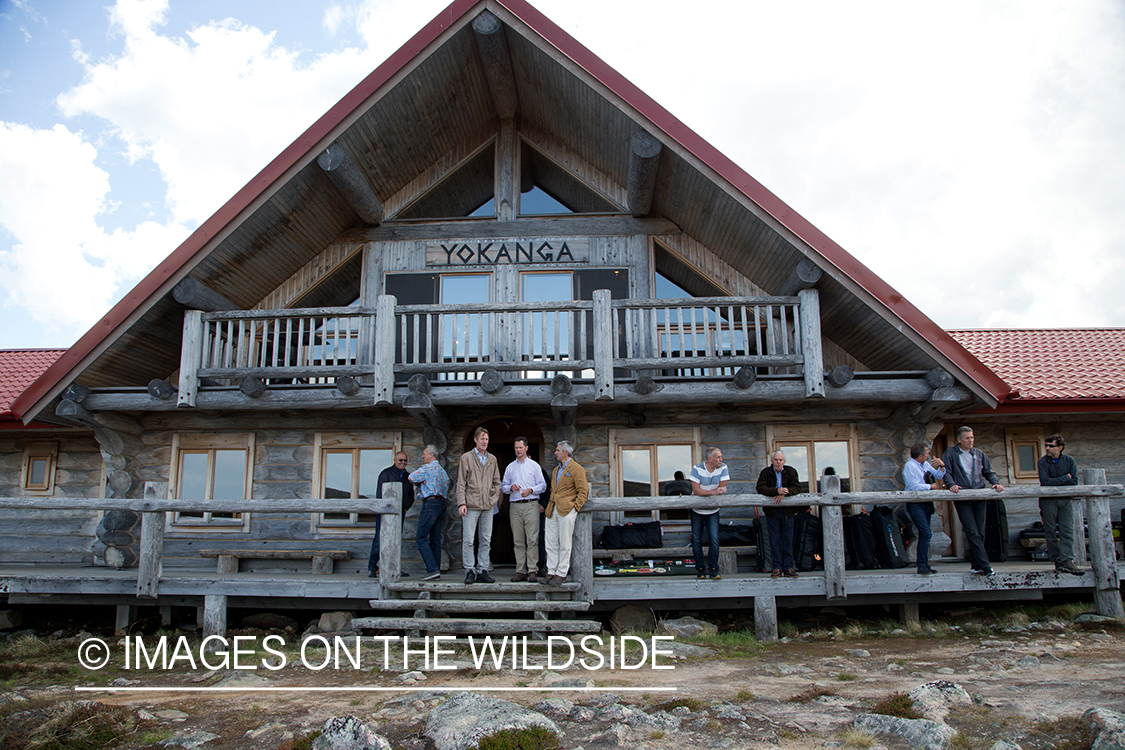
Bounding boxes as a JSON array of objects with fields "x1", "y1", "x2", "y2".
[
  {"x1": 366, "y1": 599, "x2": 590, "y2": 612},
  {"x1": 351, "y1": 616, "x2": 602, "y2": 635},
  {"x1": 387, "y1": 580, "x2": 579, "y2": 594}
]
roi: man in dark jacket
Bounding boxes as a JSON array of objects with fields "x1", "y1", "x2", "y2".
[
  {"x1": 755, "y1": 451, "x2": 802, "y2": 578},
  {"x1": 941, "y1": 426, "x2": 1004, "y2": 576},
  {"x1": 368, "y1": 451, "x2": 415, "y2": 577},
  {"x1": 1037, "y1": 434, "x2": 1084, "y2": 575}
]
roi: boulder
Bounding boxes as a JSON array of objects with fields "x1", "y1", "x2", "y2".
[
  {"x1": 425, "y1": 692, "x2": 558, "y2": 750},
  {"x1": 610, "y1": 604, "x2": 656, "y2": 634},
  {"x1": 853, "y1": 713, "x2": 956, "y2": 750},
  {"x1": 659, "y1": 616, "x2": 717, "y2": 639},
  {"x1": 318, "y1": 612, "x2": 355, "y2": 633},
  {"x1": 311, "y1": 716, "x2": 391, "y2": 750},
  {"x1": 908, "y1": 680, "x2": 972, "y2": 723}
]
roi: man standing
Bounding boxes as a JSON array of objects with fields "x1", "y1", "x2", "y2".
[
  {"x1": 368, "y1": 451, "x2": 414, "y2": 578},
  {"x1": 456, "y1": 427, "x2": 501, "y2": 584},
  {"x1": 409, "y1": 445, "x2": 450, "y2": 581},
  {"x1": 501, "y1": 436, "x2": 547, "y2": 582},
  {"x1": 1037, "y1": 434, "x2": 1084, "y2": 575},
  {"x1": 903, "y1": 442, "x2": 946, "y2": 575},
  {"x1": 755, "y1": 451, "x2": 801, "y2": 578},
  {"x1": 544, "y1": 440, "x2": 588, "y2": 586},
  {"x1": 689, "y1": 447, "x2": 729, "y2": 580},
  {"x1": 942, "y1": 426, "x2": 1004, "y2": 576}
]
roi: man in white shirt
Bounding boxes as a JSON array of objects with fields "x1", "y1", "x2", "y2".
[
  {"x1": 903, "y1": 442, "x2": 946, "y2": 575},
  {"x1": 689, "y1": 447, "x2": 729, "y2": 580},
  {"x1": 501, "y1": 436, "x2": 547, "y2": 582}
]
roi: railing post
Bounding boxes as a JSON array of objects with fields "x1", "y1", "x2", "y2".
[
  {"x1": 798, "y1": 289, "x2": 824, "y2": 398},
  {"x1": 136, "y1": 482, "x2": 167, "y2": 599},
  {"x1": 820, "y1": 473, "x2": 846, "y2": 600},
  {"x1": 573, "y1": 510, "x2": 594, "y2": 603},
  {"x1": 1082, "y1": 469, "x2": 1124, "y2": 618},
  {"x1": 378, "y1": 482, "x2": 403, "y2": 600},
  {"x1": 177, "y1": 310, "x2": 203, "y2": 408},
  {"x1": 373, "y1": 294, "x2": 397, "y2": 406},
  {"x1": 593, "y1": 289, "x2": 614, "y2": 400}
]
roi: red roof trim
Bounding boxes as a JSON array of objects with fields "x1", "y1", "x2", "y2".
[
  {"x1": 973, "y1": 398, "x2": 1125, "y2": 415},
  {"x1": 13, "y1": 0, "x2": 1009, "y2": 419}
]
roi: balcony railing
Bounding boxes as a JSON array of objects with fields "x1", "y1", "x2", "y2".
[{"x1": 177, "y1": 290, "x2": 824, "y2": 407}]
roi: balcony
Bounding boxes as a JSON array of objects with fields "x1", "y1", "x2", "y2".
[{"x1": 174, "y1": 291, "x2": 829, "y2": 409}]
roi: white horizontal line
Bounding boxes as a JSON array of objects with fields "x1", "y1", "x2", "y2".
[{"x1": 74, "y1": 686, "x2": 678, "y2": 693}]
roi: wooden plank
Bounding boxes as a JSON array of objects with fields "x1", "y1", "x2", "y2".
[
  {"x1": 378, "y1": 482, "x2": 403, "y2": 599},
  {"x1": 177, "y1": 310, "x2": 203, "y2": 408},
  {"x1": 350, "y1": 617, "x2": 601, "y2": 635},
  {"x1": 388, "y1": 580, "x2": 580, "y2": 594},
  {"x1": 799, "y1": 288, "x2": 825, "y2": 398},
  {"x1": 0, "y1": 496, "x2": 397, "y2": 514},
  {"x1": 340, "y1": 217, "x2": 680, "y2": 243},
  {"x1": 199, "y1": 549, "x2": 350, "y2": 560},
  {"x1": 754, "y1": 595, "x2": 778, "y2": 642},
  {"x1": 136, "y1": 482, "x2": 167, "y2": 600},
  {"x1": 364, "y1": 599, "x2": 590, "y2": 612},
  {"x1": 373, "y1": 294, "x2": 397, "y2": 405},
  {"x1": 593, "y1": 289, "x2": 613, "y2": 400},
  {"x1": 820, "y1": 476, "x2": 846, "y2": 600}
]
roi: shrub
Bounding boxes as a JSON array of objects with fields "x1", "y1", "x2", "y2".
[
  {"x1": 871, "y1": 692, "x2": 922, "y2": 719},
  {"x1": 477, "y1": 726, "x2": 560, "y2": 750}
]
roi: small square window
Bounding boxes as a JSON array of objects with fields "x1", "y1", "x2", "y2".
[{"x1": 21, "y1": 443, "x2": 58, "y2": 494}]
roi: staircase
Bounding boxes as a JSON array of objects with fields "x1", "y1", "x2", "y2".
[{"x1": 353, "y1": 579, "x2": 601, "y2": 636}]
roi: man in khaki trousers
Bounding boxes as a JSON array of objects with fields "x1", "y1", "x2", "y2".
[{"x1": 543, "y1": 440, "x2": 588, "y2": 586}]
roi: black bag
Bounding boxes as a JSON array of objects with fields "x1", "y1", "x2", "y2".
[
  {"x1": 718, "y1": 523, "x2": 754, "y2": 546},
  {"x1": 754, "y1": 516, "x2": 773, "y2": 572},
  {"x1": 793, "y1": 511, "x2": 822, "y2": 571},
  {"x1": 870, "y1": 505, "x2": 909, "y2": 568},
  {"x1": 844, "y1": 513, "x2": 879, "y2": 570},
  {"x1": 985, "y1": 498, "x2": 1009, "y2": 562},
  {"x1": 600, "y1": 521, "x2": 662, "y2": 549}
]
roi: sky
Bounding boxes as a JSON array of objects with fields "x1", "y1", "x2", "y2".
[{"x1": 1, "y1": 0, "x2": 1123, "y2": 350}]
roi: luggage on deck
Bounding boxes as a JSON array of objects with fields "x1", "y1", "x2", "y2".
[
  {"x1": 985, "y1": 498, "x2": 1009, "y2": 562},
  {"x1": 599, "y1": 521, "x2": 662, "y2": 549},
  {"x1": 870, "y1": 505, "x2": 910, "y2": 568},
  {"x1": 844, "y1": 512, "x2": 879, "y2": 570},
  {"x1": 718, "y1": 523, "x2": 754, "y2": 546},
  {"x1": 793, "y1": 511, "x2": 823, "y2": 571},
  {"x1": 754, "y1": 515, "x2": 774, "y2": 572}
]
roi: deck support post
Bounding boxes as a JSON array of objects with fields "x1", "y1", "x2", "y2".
[
  {"x1": 798, "y1": 288, "x2": 824, "y2": 398},
  {"x1": 900, "y1": 603, "x2": 920, "y2": 628},
  {"x1": 1083, "y1": 469, "x2": 1124, "y2": 619},
  {"x1": 373, "y1": 295, "x2": 397, "y2": 405},
  {"x1": 115, "y1": 605, "x2": 134, "y2": 636},
  {"x1": 593, "y1": 289, "x2": 614, "y2": 400},
  {"x1": 177, "y1": 310, "x2": 203, "y2": 408},
  {"x1": 378, "y1": 483, "x2": 403, "y2": 601},
  {"x1": 821, "y1": 474, "x2": 846, "y2": 600},
  {"x1": 573, "y1": 511, "x2": 594, "y2": 603},
  {"x1": 137, "y1": 483, "x2": 167, "y2": 599},
  {"x1": 203, "y1": 595, "x2": 227, "y2": 648},
  {"x1": 754, "y1": 596, "x2": 778, "y2": 642}
]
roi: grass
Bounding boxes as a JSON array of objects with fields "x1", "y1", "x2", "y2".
[
  {"x1": 836, "y1": 672, "x2": 857, "y2": 681},
  {"x1": 477, "y1": 726, "x2": 559, "y2": 750},
  {"x1": 649, "y1": 730, "x2": 665, "y2": 739},
  {"x1": 1028, "y1": 715, "x2": 1096, "y2": 750},
  {"x1": 870, "y1": 692, "x2": 922, "y2": 719},
  {"x1": 834, "y1": 727, "x2": 878, "y2": 749},
  {"x1": 679, "y1": 629, "x2": 765, "y2": 657},
  {"x1": 282, "y1": 729, "x2": 323, "y2": 750},
  {"x1": 788, "y1": 686, "x2": 837, "y2": 703},
  {"x1": 0, "y1": 697, "x2": 144, "y2": 750},
  {"x1": 734, "y1": 688, "x2": 754, "y2": 701},
  {"x1": 650, "y1": 697, "x2": 705, "y2": 712}
]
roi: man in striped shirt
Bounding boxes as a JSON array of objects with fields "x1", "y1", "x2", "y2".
[{"x1": 689, "y1": 447, "x2": 729, "y2": 580}]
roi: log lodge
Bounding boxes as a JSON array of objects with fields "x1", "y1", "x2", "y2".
[{"x1": 1, "y1": 0, "x2": 1122, "y2": 641}]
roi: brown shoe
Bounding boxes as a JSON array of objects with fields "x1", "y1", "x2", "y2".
[
  {"x1": 770, "y1": 569, "x2": 782, "y2": 578},
  {"x1": 546, "y1": 575, "x2": 564, "y2": 587},
  {"x1": 526, "y1": 572, "x2": 538, "y2": 583},
  {"x1": 784, "y1": 569, "x2": 799, "y2": 578},
  {"x1": 510, "y1": 572, "x2": 528, "y2": 582}
]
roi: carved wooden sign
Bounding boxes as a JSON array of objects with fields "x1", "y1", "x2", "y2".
[{"x1": 426, "y1": 239, "x2": 589, "y2": 266}]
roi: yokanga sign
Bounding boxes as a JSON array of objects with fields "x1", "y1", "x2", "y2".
[{"x1": 426, "y1": 239, "x2": 589, "y2": 266}]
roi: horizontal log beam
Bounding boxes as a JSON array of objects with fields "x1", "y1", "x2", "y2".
[
  {"x1": 317, "y1": 143, "x2": 383, "y2": 226},
  {"x1": 0, "y1": 496, "x2": 398, "y2": 515},
  {"x1": 338, "y1": 216, "x2": 680, "y2": 243},
  {"x1": 172, "y1": 277, "x2": 239, "y2": 312},
  {"x1": 78, "y1": 378, "x2": 973, "y2": 412}
]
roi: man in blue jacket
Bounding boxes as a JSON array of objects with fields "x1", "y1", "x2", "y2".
[
  {"x1": 941, "y1": 426, "x2": 1004, "y2": 576},
  {"x1": 1037, "y1": 434, "x2": 1084, "y2": 575}
]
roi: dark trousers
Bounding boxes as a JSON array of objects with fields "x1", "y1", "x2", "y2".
[
  {"x1": 955, "y1": 499, "x2": 989, "y2": 571},
  {"x1": 537, "y1": 508, "x2": 548, "y2": 575},
  {"x1": 906, "y1": 502, "x2": 933, "y2": 572},
  {"x1": 765, "y1": 510, "x2": 794, "y2": 571},
  {"x1": 416, "y1": 496, "x2": 446, "y2": 574},
  {"x1": 368, "y1": 513, "x2": 400, "y2": 572},
  {"x1": 690, "y1": 509, "x2": 721, "y2": 574}
]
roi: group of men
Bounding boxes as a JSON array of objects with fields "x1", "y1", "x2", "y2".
[
  {"x1": 371, "y1": 424, "x2": 1087, "y2": 582},
  {"x1": 367, "y1": 428, "x2": 588, "y2": 586}
]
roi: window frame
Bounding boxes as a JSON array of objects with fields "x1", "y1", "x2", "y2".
[
  {"x1": 609, "y1": 426, "x2": 701, "y2": 528},
  {"x1": 166, "y1": 433, "x2": 254, "y2": 532},
  {"x1": 767, "y1": 424, "x2": 859, "y2": 500},
  {"x1": 21, "y1": 442, "x2": 58, "y2": 495},
  {"x1": 311, "y1": 432, "x2": 402, "y2": 534},
  {"x1": 1004, "y1": 427, "x2": 1045, "y2": 484}
]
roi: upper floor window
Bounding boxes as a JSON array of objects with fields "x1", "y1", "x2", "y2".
[
  {"x1": 21, "y1": 442, "x2": 58, "y2": 495},
  {"x1": 168, "y1": 434, "x2": 254, "y2": 530}
]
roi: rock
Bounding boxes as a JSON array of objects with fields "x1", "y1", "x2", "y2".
[
  {"x1": 610, "y1": 605, "x2": 656, "y2": 634},
  {"x1": 111, "y1": 678, "x2": 140, "y2": 686},
  {"x1": 318, "y1": 612, "x2": 355, "y2": 633},
  {"x1": 159, "y1": 729, "x2": 220, "y2": 748},
  {"x1": 847, "y1": 649, "x2": 871, "y2": 658},
  {"x1": 989, "y1": 741, "x2": 1023, "y2": 750},
  {"x1": 425, "y1": 692, "x2": 559, "y2": 750},
  {"x1": 776, "y1": 663, "x2": 813, "y2": 675},
  {"x1": 886, "y1": 663, "x2": 905, "y2": 672},
  {"x1": 659, "y1": 616, "x2": 717, "y2": 638},
  {"x1": 590, "y1": 723, "x2": 631, "y2": 746},
  {"x1": 853, "y1": 714, "x2": 956, "y2": 750},
  {"x1": 665, "y1": 642, "x2": 716, "y2": 659},
  {"x1": 546, "y1": 676, "x2": 594, "y2": 688},
  {"x1": 936, "y1": 667, "x2": 955, "y2": 675},
  {"x1": 0, "y1": 610, "x2": 23, "y2": 630},
  {"x1": 155, "y1": 709, "x2": 190, "y2": 720},
  {"x1": 908, "y1": 680, "x2": 972, "y2": 723},
  {"x1": 570, "y1": 706, "x2": 596, "y2": 722},
  {"x1": 1085, "y1": 708, "x2": 1125, "y2": 734},
  {"x1": 1017, "y1": 655, "x2": 1040, "y2": 668},
  {"x1": 214, "y1": 671, "x2": 269, "y2": 689},
  {"x1": 242, "y1": 613, "x2": 299, "y2": 630},
  {"x1": 311, "y1": 716, "x2": 391, "y2": 750},
  {"x1": 534, "y1": 698, "x2": 574, "y2": 719},
  {"x1": 587, "y1": 692, "x2": 622, "y2": 705},
  {"x1": 1074, "y1": 613, "x2": 1120, "y2": 625},
  {"x1": 245, "y1": 722, "x2": 287, "y2": 740},
  {"x1": 1093, "y1": 731, "x2": 1125, "y2": 750},
  {"x1": 595, "y1": 704, "x2": 627, "y2": 722}
]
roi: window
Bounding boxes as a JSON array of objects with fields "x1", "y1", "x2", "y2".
[
  {"x1": 21, "y1": 442, "x2": 58, "y2": 494},
  {"x1": 1005, "y1": 427, "x2": 1044, "y2": 483},
  {"x1": 521, "y1": 271, "x2": 575, "y2": 377},
  {"x1": 768, "y1": 424, "x2": 857, "y2": 494},
  {"x1": 313, "y1": 433, "x2": 400, "y2": 531},
  {"x1": 168, "y1": 434, "x2": 254, "y2": 529},
  {"x1": 610, "y1": 427, "x2": 700, "y2": 525}
]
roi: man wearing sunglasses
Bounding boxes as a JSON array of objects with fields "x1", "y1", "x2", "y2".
[{"x1": 1037, "y1": 435, "x2": 1084, "y2": 576}]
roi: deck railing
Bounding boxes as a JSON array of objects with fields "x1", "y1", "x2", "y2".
[{"x1": 177, "y1": 291, "x2": 824, "y2": 407}]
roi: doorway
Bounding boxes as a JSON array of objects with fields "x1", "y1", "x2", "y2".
[{"x1": 462, "y1": 417, "x2": 547, "y2": 566}]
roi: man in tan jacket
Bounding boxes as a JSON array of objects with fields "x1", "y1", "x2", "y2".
[
  {"x1": 456, "y1": 427, "x2": 501, "y2": 584},
  {"x1": 544, "y1": 440, "x2": 588, "y2": 586}
]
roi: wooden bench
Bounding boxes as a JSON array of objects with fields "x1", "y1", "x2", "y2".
[
  {"x1": 593, "y1": 545, "x2": 756, "y2": 576},
  {"x1": 200, "y1": 549, "x2": 349, "y2": 575}
]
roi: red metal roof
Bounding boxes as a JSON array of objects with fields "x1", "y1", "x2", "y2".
[
  {"x1": 1, "y1": 349, "x2": 65, "y2": 421},
  {"x1": 949, "y1": 329, "x2": 1125, "y2": 412},
  {"x1": 11, "y1": 0, "x2": 1010, "y2": 420}
]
